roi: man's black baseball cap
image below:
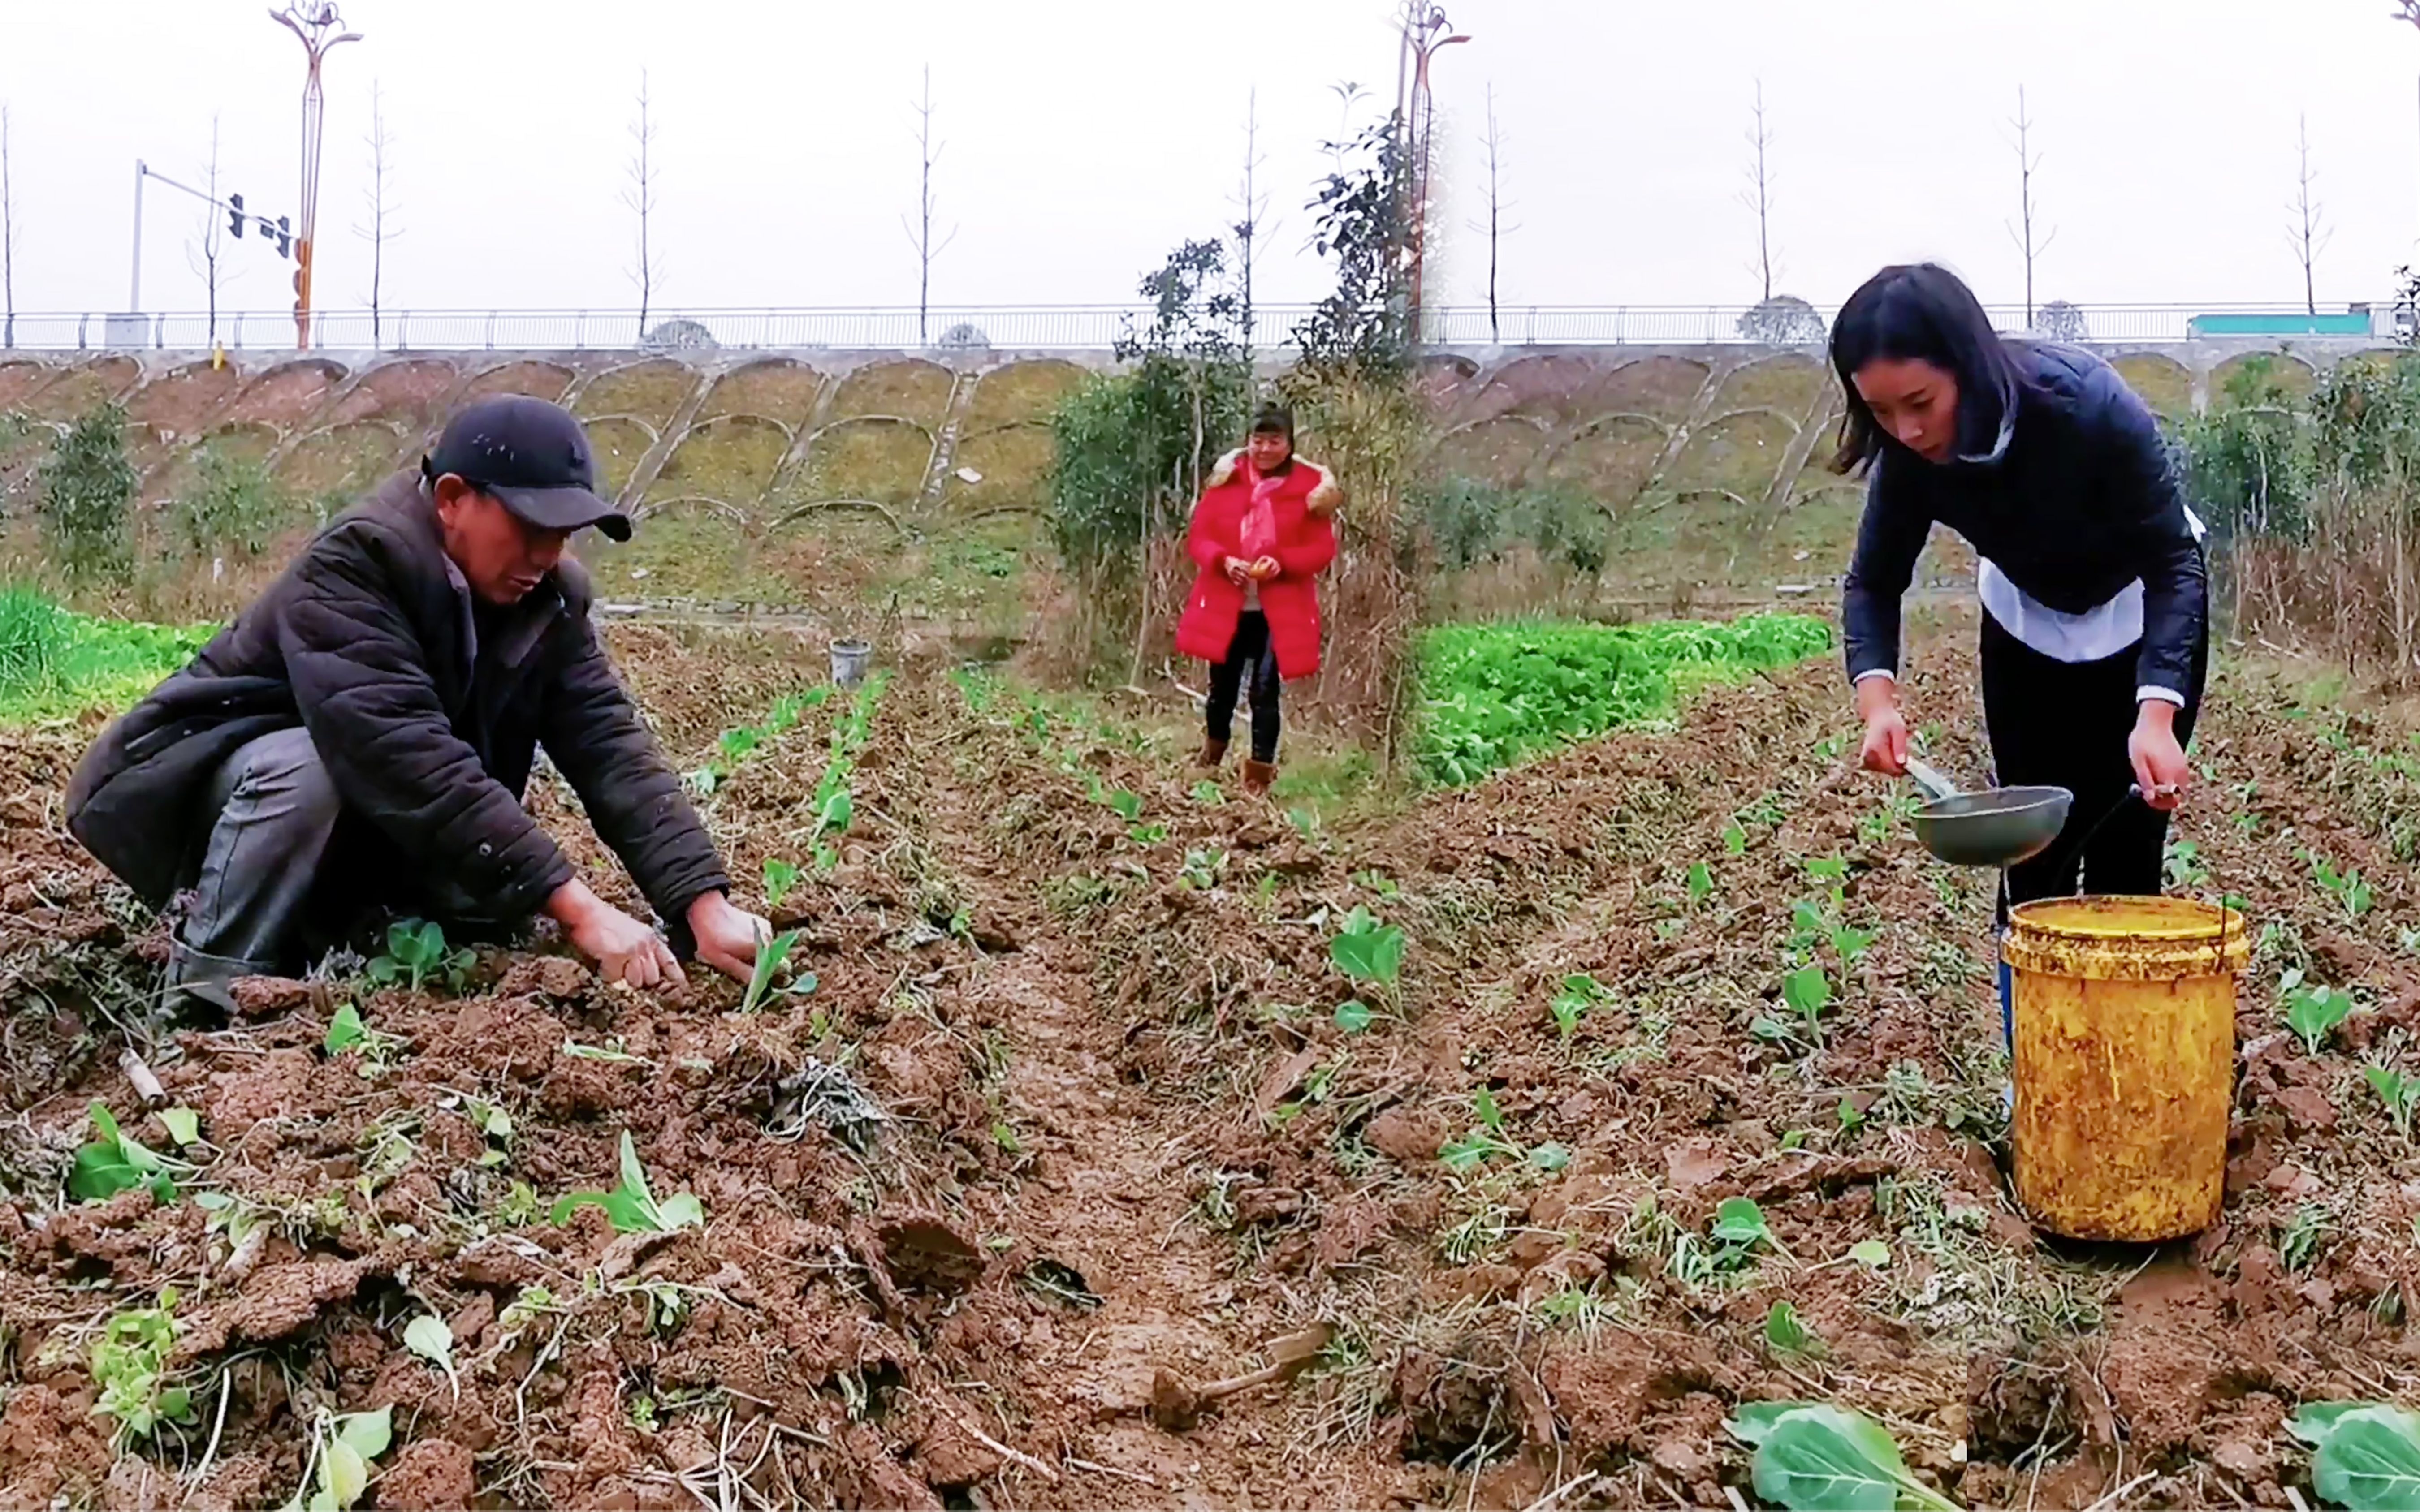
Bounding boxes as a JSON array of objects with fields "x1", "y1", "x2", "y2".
[{"x1": 422, "y1": 395, "x2": 632, "y2": 543}]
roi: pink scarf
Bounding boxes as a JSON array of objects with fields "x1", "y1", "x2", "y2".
[{"x1": 1239, "y1": 470, "x2": 1282, "y2": 562}]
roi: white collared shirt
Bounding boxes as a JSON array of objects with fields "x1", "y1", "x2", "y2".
[{"x1": 1858, "y1": 506, "x2": 2205, "y2": 707}]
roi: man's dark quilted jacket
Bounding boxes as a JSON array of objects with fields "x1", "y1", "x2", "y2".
[{"x1": 67, "y1": 471, "x2": 728, "y2": 941}]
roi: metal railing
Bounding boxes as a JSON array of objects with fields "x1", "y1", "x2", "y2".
[{"x1": 0, "y1": 300, "x2": 2400, "y2": 353}]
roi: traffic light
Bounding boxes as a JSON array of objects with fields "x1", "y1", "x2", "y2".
[
  {"x1": 274, "y1": 216, "x2": 292, "y2": 258},
  {"x1": 228, "y1": 192, "x2": 245, "y2": 238}
]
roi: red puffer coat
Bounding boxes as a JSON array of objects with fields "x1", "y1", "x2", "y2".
[{"x1": 1174, "y1": 451, "x2": 1341, "y2": 680}]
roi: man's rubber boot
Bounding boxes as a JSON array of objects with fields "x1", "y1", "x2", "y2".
[
  {"x1": 1242, "y1": 759, "x2": 1276, "y2": 796},
  {"x1": 1197, "y1": 737, "x2": 1229, "y2": 769},
  {"x1": 161, "y1": 939, "x2": 259, "y2": 1025}
]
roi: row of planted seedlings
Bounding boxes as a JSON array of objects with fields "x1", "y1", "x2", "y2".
[
  {"x1": 52, "y1": 921, "x2": 726, "y2": 1508},
  {"x1": 42, "y1": 679, "x2": 921, "y2": 1498}
]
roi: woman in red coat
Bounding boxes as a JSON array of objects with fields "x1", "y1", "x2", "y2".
[{"x1": 1174, "y1": 403, "x2": 1340, "y2": 794}]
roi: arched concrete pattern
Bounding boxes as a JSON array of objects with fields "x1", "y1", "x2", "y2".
[
  {"x1": 223, "y1": 359, "x2": 349, "y2": 431},
  {"x1": 588, "y1": 497, "x2": 753, "y2": 599},
  {"x1": 141, "y1": 421, "x2": 281, "y2": 508},
  {"x1": 22, "y1": 355, "x2": 139, "y2": 423},
  {"x1": 2110, "y1": 353, "x2": 2193, "y2": 421},
  {"x1": 1461, "y1": 353, "x2": 1604, "y2": 427},
  {"x1": 1659, "y1": 409, "x2": 1802, "y2": 505},
  {"x1": 0, "y1": 358, "x2": 55, "y2": 409},
  {"x1": 1417, "y1": 354, "x2": 1482, "y2": 419},
  {"x1": 1707, "y1": 353, "x2": 1828, "y2": 420},
  {"x1": 1610, "y1": 490, "x2": 1769, "y2": 585},
  {"x1": 124, "y1": 360, "x2": 246, "y2": 436},
  {"x1": 788, "y1": 416, "x2": 937, "y2": 512},
  {"x1": 578, "y1": 416, "x2": 660, "y2": 503},
  {"x1": 641, "y1": 414, "x2": 794, "y2": 512},
  {"x1": 1433, "y1": 414, "x2": 1555, "y2": 489},
  {"x1": 458, "y1": 358, "x2": 577, "y2": 407},
  {"x1": 272, "y1": 420, "x2": 411, "y2": 502},
  {"x1": 1772, "y1": 486, "x2": 1867, "y2": 578},
  {"x1": 830, "y1": 358, "x2": 955, "y2": 426},
  {"x1": 570, "y1": 359, "x2": 699, "y2": 431},
  {"x1": 1539, "y1": 415, "x2": 1670, "y2": 508},
  {"x1": 1584, "y1": 355, "x2": 1715, "y2": 427},
  {"x1": 698, "y1": 359, "x2": 825, "y2": 428},
  {"x1": 319, "y1": 358, "x2": 458, "y2": 432},
  {"x1": 942, "y1": 423, "x2": 1053, "y2": 515},
  {"x1": 961, "y1": 358, "x2": 1088, "y2": 434},
  {"x1": 2210, "y1": 351, "x2": 2316, "y2": 409}
]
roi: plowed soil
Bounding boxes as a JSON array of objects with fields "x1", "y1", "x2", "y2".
[{"x1": 3, "y1": 609, "x2": 2418, "y2": 1511}]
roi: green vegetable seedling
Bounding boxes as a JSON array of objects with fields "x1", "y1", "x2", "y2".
[
  {"x1": 1550, "y1": 973, "x2": 1609, "y2": 1042},
  {"x1": 2288, "y1": 1401, "x2": 2420, "y2": 1512},
  {"x1": 2367, "y1": 1064, "x2": 2420, "y2": 1138},
  {"x1": 762, "y1": 857, "x2": 800, "y2": 913},
  {"x1": 402, "y1": 1314, "x2": 459, "y2": 1400},
  {"x1": 90, "y1": 1295, "x2": 193, "y2": 1444},
  {"x1": 1782, "y1": 965, "x2": 1832, "y2": 1042},
  {"x1": 739, "y1": 929, "x2": 811, "y2": 1014},
  {"x1": 367, "y1": 919, "x2": 475, "y2": 995},
  {"x1": 1763, "y1": 1301, "x2": 1824, "y2": 1358},
  {"x1": 551, "y1": 1131, "x2": 705, "y2": 1234},
  {"x1": 70, "y1": 1102, "x2": 185, "y2": 1204},
  {"x1": 1726, "y1": 1402, "x2": 1959, "y2": 1512},
  {"x1": 1331, "y1": 907, "x2": 1406, "y2": 990},
  {"x1": 290, "y1": 1405, "x2": 393, "y2": 1512},
  {"x1": 2283, "y1": 978, "x2": 2356, "y2": 1055}
]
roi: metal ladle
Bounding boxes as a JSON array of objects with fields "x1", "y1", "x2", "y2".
[{"x1": 1903, "y1": 758, "x2": 2075, "y2": 869}]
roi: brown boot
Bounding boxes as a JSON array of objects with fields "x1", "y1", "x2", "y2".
[
  {"x1": 1242, "y1": 758, "x2": 1276, "y2": 796},
  {"x1": 1197, "y1": 737, "x2": 1229, "y2": 769}
]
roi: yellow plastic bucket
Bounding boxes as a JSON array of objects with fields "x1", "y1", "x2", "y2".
[{"x1": 2003, "y1": 896, "x2": 2250, "y2": 1241}]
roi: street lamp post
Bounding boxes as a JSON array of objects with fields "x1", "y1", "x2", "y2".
[
  {"x1": 1401, "y1": 5, "x2": 1469, "y2": 340},
  {"x1": 270, "y1": 3, "x2": 360, "y2": 351}
]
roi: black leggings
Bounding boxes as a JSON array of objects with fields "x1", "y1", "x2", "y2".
[
  {"x1": 1983, "y1": 606, "x2": 2209, "y2": 923},
  {"x1": 1206, "y1": 611, "x2": 1281, "y2": 762}
]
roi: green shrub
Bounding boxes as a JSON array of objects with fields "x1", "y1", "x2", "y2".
[
  {"x1": 40, "y1": 404, "x2": 138, "y2": 583},
  {"x1": 1418, "y1": 477, "x2": 1609, "y2": 575},
  {"x1": 172, "y1": 444, "x2": 295, "y2": 561}
]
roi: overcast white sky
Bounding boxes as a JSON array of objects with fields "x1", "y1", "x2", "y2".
[{"x1": 5, "y1": 0, "x2": 2420, "y2": 320}]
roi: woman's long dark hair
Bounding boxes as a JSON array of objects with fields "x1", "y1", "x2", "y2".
[{"x1": 1827, "y1": 263, "x2": 2027, "y2": 474}]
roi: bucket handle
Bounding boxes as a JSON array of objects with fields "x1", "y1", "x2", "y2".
[{"x1": 2050, "y1": 784, "x2": 2237, "y2": 976}]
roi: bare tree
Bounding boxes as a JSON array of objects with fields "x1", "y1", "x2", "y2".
[
  {"x1": 186, "y1": 116, "x2": 229, "y2": 346},
  {"x1": 353, "y1": 80, "x2": 403, "y2": 348},
  {"x1": 2286, "y1": 112, "x2": 2332, "y2": 317},
  {"x1": 1471, "y1": 82, "x2": 1519, "y2": 345},
  {"x1": 1, "y1": 103, "x2": 17, "y2": 349},
  {"x1": 2005, "y1": 86, "x2": 2056, "y2": 329},
  {"x1": 1230, "y1": 86, "x2": 1279, "y2": 354},
  {"x1": 622, "y1": 72, "x2": 664, "y2": 343},
  {"x1": 1739, "y1": 80, "x2": 1778, "y2": 302},
  {"x1": 901, "y1": 65, "x2": 957, "y2": 347}
]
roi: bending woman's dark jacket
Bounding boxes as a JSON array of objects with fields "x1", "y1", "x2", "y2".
[{"x1": 1840, "y1": 343, "x2": 2206, "y2": 698}]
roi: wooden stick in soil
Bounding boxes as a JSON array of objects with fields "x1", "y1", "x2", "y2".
[{"x1": 1149, "y1": 1322, "x2": 1334, "y2": 1430}]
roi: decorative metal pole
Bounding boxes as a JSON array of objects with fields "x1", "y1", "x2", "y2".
[
  {"x1": 270, "y1": 3, "x2": 360, "y2": 351},
  {"x1": 1404, "y1": 6, "x2": 1468, "y2": 341}
]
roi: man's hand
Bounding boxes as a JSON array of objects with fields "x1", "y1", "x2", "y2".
[
  {"x1": 2129, "y1": 699, "x2": 2191, "y2": 812},
  {"x1": 1223, "y1": 556, "x2": 1253, "y2": 586},
  {"x1": 688, "y1": 892, "x2": 770, "y2": 985},
  {"x1": 545, "y1": 879, "x2": 686, "y2": 989},
  {"x1": 1854, "y1": 676, "x2": 1910, "y2": 777}
]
